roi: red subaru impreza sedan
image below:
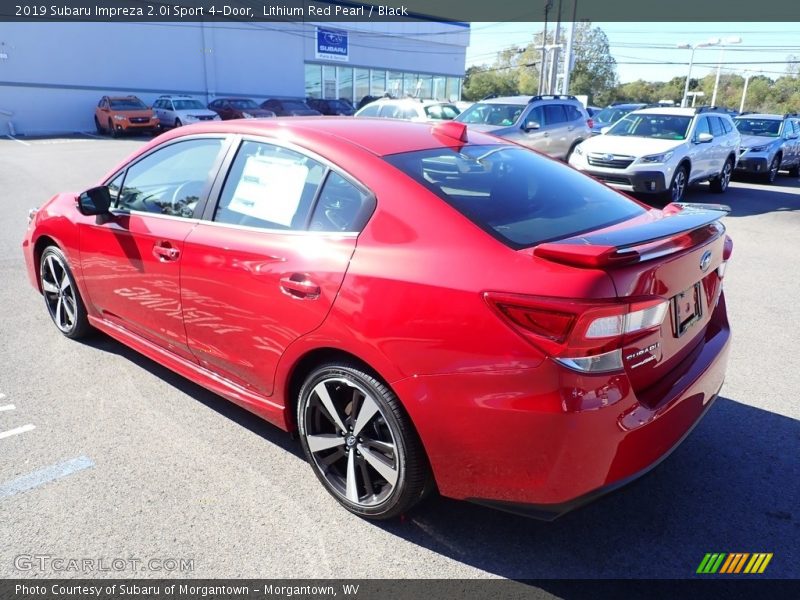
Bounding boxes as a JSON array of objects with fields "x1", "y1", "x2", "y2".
[{"x1": 22, "y1": 118, "x2": 732, "y2": 520}]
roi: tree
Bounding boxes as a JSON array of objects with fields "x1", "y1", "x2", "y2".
[{"x1": 462, "y1": 66, "x2": 520, "y2": 101}]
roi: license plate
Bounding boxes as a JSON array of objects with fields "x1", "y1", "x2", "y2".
[{"x1": 672, "y1": 282, "x2": 703, "y2": 337}]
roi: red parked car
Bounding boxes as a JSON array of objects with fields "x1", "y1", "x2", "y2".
[{"x1": 23, "y1": 118, "x2": 732, "y2": 520}]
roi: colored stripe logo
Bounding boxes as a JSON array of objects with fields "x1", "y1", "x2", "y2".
[{"x1": 697, "y1": 553, "x2": 773, "y2": 574}]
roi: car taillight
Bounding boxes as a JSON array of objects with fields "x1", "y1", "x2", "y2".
[
  {"x1": 485, "y1": 293, "x2": 668, "y2": 374},
  {"x1": 587, "y1": 118, "x2": 594, "y2": 129}
]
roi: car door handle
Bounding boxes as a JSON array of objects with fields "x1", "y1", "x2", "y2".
[
  {"x1": 152, "y1": 243, "x2": 180, "y2": 261},
  {"x1": 280, "y1": 275, "x2": 320, "y2": 299}
]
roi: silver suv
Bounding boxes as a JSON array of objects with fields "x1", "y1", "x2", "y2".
[
  {"x1": 455, "y1": 94, "x2": 592, "y2": 160},
  {"x1": 152, "y1": 95, "x2": 220, "y2": 129},
  {"x1": 733, "y1": 113, "x2": 800, "y2": 183}
]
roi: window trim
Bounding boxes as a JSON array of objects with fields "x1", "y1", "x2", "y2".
[
  {"x1": 200, "y1": 134, "x2": 377, "y2": 236},
  {"x1": 102, "y1": 134, "x2": 235, "y2": 221}
]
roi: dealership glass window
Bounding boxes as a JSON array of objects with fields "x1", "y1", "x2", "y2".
[
  {"x1": 388, "y1": 71, "x2": 403, "y2": 97},
  {"x1": 432, "y1": 76, "x2": 446, "y2": 100},
  {"x1": 418, "y1": 75, "x2": 433, "y2": 99},
  {"x1": 446, "y1": 77, "x2": 461, "y2": 101},
  {"x1": 403, "y1": 73, "x2": 418, "y2": 97},
  {"x1": 322, "y1": 65, "x2": 337, "y2": 99},
  {"x1": 371, "y1": 69, "x2": 387, "y2": 96},
  {"x1": 355, "y1": 68, "x2": 370, "y2": 103},
  {"x1": 305, "y1": 64, "x2": 322, "y2": 99},
  {"x1": 338, "y1": 66, "x2": 353, "y2": 101}
]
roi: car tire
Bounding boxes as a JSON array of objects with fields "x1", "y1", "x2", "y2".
[
  {"x1": 39, "y1": 246, "x2": 92, "y2": 339},
  {"x1": 297, "y1": 362, "x2": 432, "y2": 520},
  {"x1": 710, "y1": 158, "x2": 733, "y2": 193},
  {"x1": 789, "y1": 164, "x2": 800, "y2": 178},
  {"x1": 763, "y1": 155, "x2": 780, "y2": 183},
  {"x1": 174, "y1": 118, "x2": 182, "y2": 128},
  {"x1": 94, "y1": 116, "x2": 103, "y2": 135},
  {"x1": 108, "y1": 119, "x2": 118, "y2": 138},
  {"x1": 664, "y1": 165, "x2": 688, "y2": 203},
  {"x1": 565, "y1": 141, "x2": 582, "y2": 162}
]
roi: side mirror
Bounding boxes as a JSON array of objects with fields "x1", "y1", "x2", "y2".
[
  {"x1": 78, "y1": 186, "x2": 112, "y2": 216},
  {"x1": 600, "y1": 126, "x2": 611, "y2": 134},
  {"x1": 524, "y1": 120, "x2": 541, "y2": 131},
  {"x1": 696, "y1": 132, "x2": 714, "y2": 144},
  {"x1": 786, "y1": 133, "x2": 798, "y2": 140}
]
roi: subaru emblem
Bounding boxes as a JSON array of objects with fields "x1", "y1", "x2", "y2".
[
  {"x1": 700, "y1": 250, "x2": 712, "y2": 272},
  {"x1": 603, "y1": 153, "x2": 614, "y2": 161}
]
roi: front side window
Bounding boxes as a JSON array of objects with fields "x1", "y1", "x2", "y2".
[
  {"x1": 694, "y1": 117, "x2": 711, "y2": 138},
  {"x1": 384, "y1": 145, "x2": 645, "y2": 249},
  {"x1": 117, "y1": 138, "x2": 225, "y2": 217},
  {"x1": 709, "y1": 116, "x2": 724, "y2": 137},
  {"x1": 214, "y1": 141, "x2": 325, "y2": 230}
]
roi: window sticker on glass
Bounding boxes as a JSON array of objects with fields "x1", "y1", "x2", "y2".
[{"x1": 228, "y1": 156, "x2": 309, "y2": 227}]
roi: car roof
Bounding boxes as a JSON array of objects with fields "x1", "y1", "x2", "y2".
[
  {"x1": 634, "y1": 107, "x2": 698, "y2": 116},
  {"x1": 106, "y1": 96, "x2": 142, "y2": 101},
  {"x1": 607, "y1": 103, "x2": 647, "y2": 109},
  {"x1": 480, "y1": 95, "x2": 534, "y2": 105},
  {"x1": 152, "y1": 117, "x2": 505, "y2": 157},
  {"x1": 735, "y1": 113, "x2": 783, "y2": 120}
]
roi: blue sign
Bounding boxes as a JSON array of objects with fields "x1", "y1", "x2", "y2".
[{"x1": 316, "y1": 28, "x2": 349, "y2": 62}]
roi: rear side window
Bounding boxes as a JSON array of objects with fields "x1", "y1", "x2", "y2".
[
  {"x1": 543, "y1": 104, "x2": 568, "y2": 125},
  {"x1": 309, "y1": 172, "x2": 373, "y2": 232},
  {"x1": 214, "y1": 141, "x2": 325, "y2": 230},
  {"x1": 565, "y1": 105, "x2": 584, "y2": 121},
  {"x1": 384, "y1": 145, "x2": 645, "y2": 249}
]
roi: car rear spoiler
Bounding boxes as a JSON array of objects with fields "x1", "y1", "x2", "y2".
[{"x1": 533, "y1": 203, "x2": 730, "y2": 268}]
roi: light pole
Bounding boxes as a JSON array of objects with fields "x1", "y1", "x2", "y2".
[
  {"x1": 544, "y1": 44, "x2": 563, "y2": 94},
  {"x1": 678, "y1": 38, "x2": 720, "y2": 108},
  {"x1": 711, "y1": 36, "x2": 742, "y2": 107},
  {"x1": 740, "y1": 72, "x2": 752, "y2": 113}
]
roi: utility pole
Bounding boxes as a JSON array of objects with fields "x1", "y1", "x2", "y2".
[
  {"x1": 740, "y1": 72, "x2": 751, "y2": 113},
  {"x1": 548, "y1": 0, "x2": 563, "y2": 95},
  {"x1": 561, "y1": 0, "x2": 577, "y2": 95},
  {"x1": 538, "y1": 0, "x2": 554, "y2": 95}
]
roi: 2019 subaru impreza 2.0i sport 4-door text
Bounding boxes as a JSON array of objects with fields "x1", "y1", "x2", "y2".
[{"x1": 23, "y1": 118, "x2": 733, "y2": 520}]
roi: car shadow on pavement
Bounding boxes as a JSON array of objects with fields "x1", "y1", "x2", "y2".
[
  {"x1": 378, "y1": 396, "x2": 799, "y2": 579},
  {"x1": 726, "y1": 179, "x2": 800, "y2": 217},
  {"x1": 81, "y1": 333, "x2": 304, "y2": 459}
]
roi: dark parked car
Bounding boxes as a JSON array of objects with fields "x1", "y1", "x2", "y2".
[
  {"x1": 306, "y1": 98, "x2": 355, "y2": 116},
  {"x1": 357, "y1": 95, "x2": 381, "y2": 109},
  {"x1": 260, "y1": 98, "x2": 321, "y2": 117},
  {"x1": 208, "y1": 98, "x2": 276, "y2": 120}
]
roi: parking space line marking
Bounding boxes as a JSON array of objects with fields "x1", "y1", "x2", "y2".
[
  {"x1": 0, "y1": 456, "x2": 94, "y2": 500},
  {"x1": 0, "y1": 424, "x2": 36, "y2": 439},
  {"x1": 0, "y1": 405, "x2": 15, "y2": 412},
  {"x1": 5, "y1": 134, "x2": 30, "y2": 146}
]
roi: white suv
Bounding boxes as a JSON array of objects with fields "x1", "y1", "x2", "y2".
[
  {"x1": 152, "y1": 95, "x2": 221, "y2": 129},
  {"x1": 354, "y1": 98, "x2": 461, "y2": 122},
  {"x1": 569, "y1": 107, "x2": 741, "y2": 202}
]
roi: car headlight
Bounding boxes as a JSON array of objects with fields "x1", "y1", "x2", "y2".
[
  {"x1": 748, "y1": 145, "x2": 768, "y2": 152},
  {"x1": 183, "y1": 115, "x2": 197, "y2": 121},
  {"x1": 241, "y1": 112, "x2": 254, "y2": 119},
  {"x1": 113, "y1": 115, "x2": 126, "y2": 121},
  {"x1": 640, "y1": 151, "x2": 674, "y2": 163}
]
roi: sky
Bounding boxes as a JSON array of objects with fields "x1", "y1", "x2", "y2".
[{"x1": 465, "y1": 22, "x2": 800, "y2": 83}]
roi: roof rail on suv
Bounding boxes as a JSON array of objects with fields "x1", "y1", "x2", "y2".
[
  {"x1": 528, "y1": 94, "x2": 578, "y2": 103},
  {"x1": 785, "y1": 112, "x2": 800, "y2": 118},
  {"x1": 696, "y1": 106, "x2": 737, "y2": 115}
]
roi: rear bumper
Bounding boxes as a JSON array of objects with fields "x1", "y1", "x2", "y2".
[{"x1": 394, "y1": 294, "x2": 731, "y2": 517}]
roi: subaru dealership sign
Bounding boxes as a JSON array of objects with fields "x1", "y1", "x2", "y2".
[{"x1": 316, "y1": 28, "x2": 349, "y2": 62}]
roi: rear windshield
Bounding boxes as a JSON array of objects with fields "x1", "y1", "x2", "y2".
[
  {"x1": 608, "y1": 113, "x2": 692, "y2": 140},
  {"x1": 110, "y1": 98, "x2": 146, "y2": 110},
  {"x1": 456, "y1": 103, "x2": 525, "y2": 127},
  {"x1": 384, "y1": 145, "x2": 645, "y2": 249},
  {"x1": 734, "y1": 118, "x2": 781, "y2": 137}
]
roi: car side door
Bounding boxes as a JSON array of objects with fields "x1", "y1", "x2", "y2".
[
  {"x1": 515, "y1": 105, "x2": 551, "y2": 155},
  {"x1": 96, "y1": 98, "x2": 110, "y2": 131},
  {"x1": 688, "y1": 116, "x2": 713, "y2": 180},
  {"x1": 179, "y1": 138, "x2": 373, "y2": 396},
  {"x1": 79, "y1": 136, "x2": 231, "y2": 359},
  {"x1": 707, "y1": 116, "x2": 728, "y2": 173}
]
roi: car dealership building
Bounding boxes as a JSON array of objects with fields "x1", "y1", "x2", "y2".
[{"x1": 0, "y1": 19, "x2": 469, "y2": 135}]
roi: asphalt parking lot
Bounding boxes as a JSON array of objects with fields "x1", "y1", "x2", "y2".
[{"x1": 0, "y1": 134, "x2": 798, "y2": 581}]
